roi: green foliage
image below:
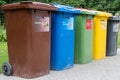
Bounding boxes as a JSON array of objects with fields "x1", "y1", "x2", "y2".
[
  {"x1": 50, "y1": 0, "x2": 84, "y2": 7},
  {"x1": 0, "y1": 1, "x2": 6, "y2": 5},
  {"x1": 1, "y1": 0, "x2": 120, "y2": 14},
  {"x1": 49, "y1": 0, "x2": 120, "y2": 14},
  {"x1": 0, "y1": 26, "x2": 7, "y2": 42},
  {"x1": 0, "y1": 0, "x2": 6, "y2": 25}
]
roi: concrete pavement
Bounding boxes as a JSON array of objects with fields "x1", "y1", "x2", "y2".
[{"x1": 0, "y1": 49, "x2": 120, "y2": 80}]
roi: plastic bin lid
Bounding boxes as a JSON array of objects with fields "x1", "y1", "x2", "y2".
[
  {"x1": 2, "y1": 1, "x2": 57, "y2": 11},
  {"x1": 94, "y1": 11, "x2": 112, "y2": 17},
  {"x1": 75, "y1": 8, "x2": 97, "y2": 15},
  {"x1": 109, "y1": 16, "x2": 120, "y2": 21},
  {"x1": 52, "y1": 4, "x2": 80, "y2": 14}
]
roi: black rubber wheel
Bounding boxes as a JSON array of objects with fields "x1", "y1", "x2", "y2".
[{"x1": 2, "y1": 62, "x2": 12, "y2": 76}]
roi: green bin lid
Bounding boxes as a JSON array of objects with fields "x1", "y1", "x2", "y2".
[{"x1": 76, "y1": 8, "x2": 97, "y2": 15}]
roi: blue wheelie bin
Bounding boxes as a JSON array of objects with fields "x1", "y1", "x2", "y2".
[{"x1": 50, "y1": 4, "x2": 80, "y2": 70}]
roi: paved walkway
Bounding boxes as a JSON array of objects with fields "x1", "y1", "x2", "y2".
[{"x1": 1, "y1": 49, "x2": 120, "y2": 80}]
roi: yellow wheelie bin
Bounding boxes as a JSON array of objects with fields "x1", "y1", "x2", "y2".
[{"x1": 93, "y1": 11, "x2": 112, "y2": 60}]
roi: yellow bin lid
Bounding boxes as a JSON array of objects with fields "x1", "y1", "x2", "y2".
[
  {"x1": 89, "y1": 10, "x2": 112, "y2": 17},
  {"x1": 96, "y1": 11, "x2": 112, "y2": 17}
]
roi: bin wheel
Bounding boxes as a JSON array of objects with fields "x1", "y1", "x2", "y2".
[{"x1": 2, "y1": 62, "x2": 12, "y2": 76}]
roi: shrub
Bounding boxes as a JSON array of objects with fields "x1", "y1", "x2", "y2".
[{"x1": 0, "y1": 25, "x2": 7, "y2": 42}]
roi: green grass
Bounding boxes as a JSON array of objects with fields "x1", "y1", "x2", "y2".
[{"x1": 0, "y1": 42, "x2": 8, "y2": 74}]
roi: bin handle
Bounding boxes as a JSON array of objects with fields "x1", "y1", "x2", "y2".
[
  {"x1": 63, "y1": 16, "x2": 70, "y2": 19},
  {"x1": 20, "y1": 1, "x2": 33, "y2": 4},
  {"x1": 50, "y1": 3, "x2": 74, "y2": 10},
  {"x1": 65, "y1": 7, "x2": 74, "y2": 9}
]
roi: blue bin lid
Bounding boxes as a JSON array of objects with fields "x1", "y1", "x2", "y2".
[{"x1": 53, "y1": 4, "x2": 80, "y2": 14}]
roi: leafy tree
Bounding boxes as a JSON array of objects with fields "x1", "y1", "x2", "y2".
[
  {"x1": 0, "y1": 1, "x2": 6, "y2": 5},
  {"x1": 0, "y1": 0, "x2": 120, "y2": 14}
]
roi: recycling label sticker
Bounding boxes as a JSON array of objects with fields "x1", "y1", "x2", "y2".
[
  {"x1": 34, "y1": 16, "x2": 50, "y2": 32},
  {"x1": 86, "y1": 19, "x2": 93, "y2": 30},
  {"x1": 100, "y1": 20, "x2": 107, "y2": 29},
  {"x1": 113, "y1": 23, "x2": 119, "y2": 32},
  {"x1": 62, "y1": 17, "x2": 74, "y2": 30}
]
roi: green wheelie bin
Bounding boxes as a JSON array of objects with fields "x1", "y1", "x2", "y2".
[{"x1": 74, "y1": 9, "x2": 97, "y2": 64}]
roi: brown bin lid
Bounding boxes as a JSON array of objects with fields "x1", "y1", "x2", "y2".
[{"x1": 2, "y1": 1, "x2": 57, "y2": 11}]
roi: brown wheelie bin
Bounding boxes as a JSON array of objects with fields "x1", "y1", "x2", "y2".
[{"x1": 1, "y1": 1, "x2": 57, "y2": 78}]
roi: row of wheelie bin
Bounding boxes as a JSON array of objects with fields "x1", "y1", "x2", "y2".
[{"x1": 1, "y1": 1, "x2": 120, "y2": 78}]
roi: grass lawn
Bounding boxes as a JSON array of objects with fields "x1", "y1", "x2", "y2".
[{"x1": 0, "y1": 42, "x2": 8, "y2": 74}]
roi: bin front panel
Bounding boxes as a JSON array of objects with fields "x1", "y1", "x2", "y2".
[
  {"x1": 29, "y1": 10, "x2": 50, "y2": 77},
  {"x1": 51, "y1": 12, "x2": 75, "y2": 70},
  {"x1": 93, "y1": 16, "x2": 108, "y2": 60},
  {"x1": 5, "y1": 9, "x2": 50, "y2": 78},
  {"x1": 106, "y1": 20, "x2": 119, "y2": 56},
  {"x1": 75, "y1": 14, "x2": 94, "y2": 64}
]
